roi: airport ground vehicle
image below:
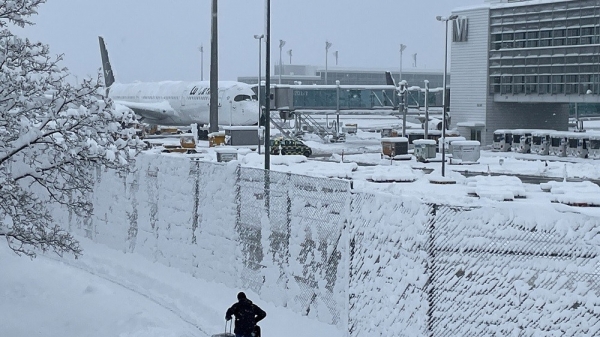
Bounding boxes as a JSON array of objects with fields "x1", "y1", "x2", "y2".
[
  {"x1": 161, "y1": 135, "x2": 197, "y2": 154},
  {"x1": 270, "y1": 137, "x2": 312, "y2": 157},
  {"x1": 146, "y1": 125, "x2": 184, "y2": 135}
]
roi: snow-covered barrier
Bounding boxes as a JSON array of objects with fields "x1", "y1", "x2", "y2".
[
  {"x1": 348, "y1": 192, "x2": 431, "y2": 337},
  {"x1": 53, "y1": 153, "x2": 600, "y2": 336},
  {"x1": 347, "y1": 195, "x2": 600, "y2": 337},
  {"x1": 55, "y1": 153, "x2": 351, "y2": 327}
]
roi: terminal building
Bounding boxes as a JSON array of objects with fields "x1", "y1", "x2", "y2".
[
  {"x1": 238, "y1": 64, "x2": 447, "y2": 88},
  {"x1": 451, "y1": 0, "x2": 600, "y2": 145}
]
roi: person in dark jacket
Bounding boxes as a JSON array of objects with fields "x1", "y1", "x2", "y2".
[{"x1": 225, "y1": 292, "x2": 266, "y2": 337}]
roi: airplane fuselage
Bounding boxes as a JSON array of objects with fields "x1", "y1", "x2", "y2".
[{"x1": 108, "y1": 80, "x2": 260, "y2": 127}]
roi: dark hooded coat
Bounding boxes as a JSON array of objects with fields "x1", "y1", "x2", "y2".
[{"x1": 225, "y1": 298, "x2": 266, "y2": 335}]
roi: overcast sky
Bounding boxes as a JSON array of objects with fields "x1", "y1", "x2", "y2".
[{"x1": 19, "y1": 0, "x2": 478, "y2": 83}]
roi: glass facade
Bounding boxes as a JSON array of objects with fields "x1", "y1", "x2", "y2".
[
  {"x1": 489, "y1": 0, "x2": 600, "y2": 96},
  {"x1": 291, "y1": 88, "x2": 398, "y2": 110},
  {"x1": 238, "y1": 65, "x2": 447, "y2": 89}
]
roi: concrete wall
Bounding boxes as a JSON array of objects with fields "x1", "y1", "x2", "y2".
[
  {"x1": 449, "y1": 7, "x2": 490, "y2": 143},
  {"x1": 484, "y1": 102, "x2": 569, "y2": 144}
]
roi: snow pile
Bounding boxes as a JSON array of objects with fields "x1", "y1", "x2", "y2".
[
  {"x1": 365, "y1": 165, "x2": 420, "y2": 182},
  {"x1": 541, "y1": 181, "x2": 600, "y2": 207},
  {"x1": 464, "y1": 175, "x2": 526, "y2": 201}
]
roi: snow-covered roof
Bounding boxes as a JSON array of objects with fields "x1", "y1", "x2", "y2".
[
  {"x1": 452, "y1": 140, "x2": 481, "y2": 146},
  {"x1": 457, "y1": 121, "x2": 486, "y2": 127},
  {"x1": 413, "y1": 139, "x2": 437, "y2": 145},
  {"x1": 223, "y1": 126, "x2": 262, "y2": 131},
  {"x1": 381, "y1": 137, "x2": 408, "y2": 143}
]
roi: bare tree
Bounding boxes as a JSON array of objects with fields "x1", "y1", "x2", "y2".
[{"x1": 0, "y1": 0, "x2": 143, "y2": 257}]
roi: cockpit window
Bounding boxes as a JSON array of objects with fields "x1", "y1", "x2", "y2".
[
  {"x1": 252, "y1": 94, "x2": 258, "y2": 101},
  {"x1": 234, "y1": 94, "x2": 252, "y2": 102}
]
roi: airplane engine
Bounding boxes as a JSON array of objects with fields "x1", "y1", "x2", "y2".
[{"x1": 426, "y1": 119, "x2": 443, "y2": 131}]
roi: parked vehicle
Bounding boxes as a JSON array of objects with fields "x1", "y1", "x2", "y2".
[
  {"x1": 492, "y1": 129, "x2": 512, "y2": 152},
  {"x1": 270, "y1": 137, "x2": 312, "y2": 157}
]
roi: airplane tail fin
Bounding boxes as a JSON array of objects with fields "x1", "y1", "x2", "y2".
[
  {"x1": 385, "y1": 71, "x2": 396, "y2": 86},
  {"x1": 98, "y1": 36, "x2": 115, "y2": 87}
]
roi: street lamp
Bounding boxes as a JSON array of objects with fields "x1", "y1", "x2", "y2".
[
  {"x1": 399, "y1": 44, "x2": 407, "y2": 83},
  {"x1": 325, "y1": 41, "x2": 332, "y2": 84},
  {"x1": 436, "y1": 14, "x2": 458, "y2": 177},
  {"x1": 287, "y1": 49, "x2": 292, "y2": 64},
  {"x1": 264, "y1": 0, "x2": 271, "y2": 170},
  {"x1": 254, "y1": 34, "x2": 264, "y2": 154},
  {"x1": 424, "y1": 80, "x2": 429, "y2": 140},
  {"x1": 279, "y1": 39, "x2": 286, "y2": 84},
  {"x1": 199, "y1": 45, "x2": 204, "y2": 81},
  {"x1": 334, "y1": 50, "x2": 339, "y2": 65}
]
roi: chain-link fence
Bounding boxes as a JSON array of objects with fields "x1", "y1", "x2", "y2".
[
  {"x1": 61, "y1": 156, "x2": 600, "y2": 336},
  {"x1": 348, "y1": 195, "x2": 600, "y2": 337},
  {"x1": 236, "y1": 166, "x2": 350, "y2": 325}
]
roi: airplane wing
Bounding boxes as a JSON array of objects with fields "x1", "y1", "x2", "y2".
[{"x1": 113, "y1": 100, "x2": 177, "y2": 122}]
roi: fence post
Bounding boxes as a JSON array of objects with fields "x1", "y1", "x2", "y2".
[
  {"x1": 426, "y1": 203, "x2": 438, "y2": 337},
  {"x1": 191, "y1": 160, "x2": 201, "y2": 244},
  {"x1": 345, "y1": 190, "x2": 354, "y2": 337},
  {"x1": 264, "y1": 169, "x2": 271, "y2": 218}
]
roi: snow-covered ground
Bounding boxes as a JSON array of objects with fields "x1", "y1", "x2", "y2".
[
  {"x1": 7, "y1": 121, "x2": 600, "y2": 337},
  {"x1": 1, "y1": 237, "x2": 341, "y2": 337}
]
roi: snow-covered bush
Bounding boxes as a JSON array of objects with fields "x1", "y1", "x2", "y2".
[{"x1": 0, "y1": 0, "x2": 143, "y2": 257}]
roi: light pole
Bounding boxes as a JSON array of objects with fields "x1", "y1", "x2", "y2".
[
  {"x1": 199, "y1": 45, "x2": 204, "y2": 81},
  {"x1": 399, "y1": 44, "x2": 407, "y2": 83},
  {"x1": 334, "y1": 50, "x2": 339, "y2": 65},
  {"x1": 254, "y1": 34, "x2": 264, "y2": 154},
  {"x1": 424, "y1": 79, "x2": 429, "y2": 140},
  {"x1": 209, "y1": 0, "x2": 218, "y2": 133},
  {"x1": 287, "y1": 49, "x2": 292, "y2": 64},
  {"x1": 325, "y1": 41, "x2": 332, "y2": 84},
  {"x1": 279, "y1": 39, "x2": 286, "y2": 85},
  {"x1": 264, "y1": 0, "x2": 271, "y2": 170},
  {"x1": 436, "y1": 14, "x2": 458, "y2": 177}
]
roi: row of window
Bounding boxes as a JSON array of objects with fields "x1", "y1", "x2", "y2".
[
  {"x1": 490, "y1": 1, "x2": 600, "y2": 21},
  {"x1": 490, "y1": 80, "x2": 599, "y2": 95},
  {"x1": 494, "y1": 27, "x2": 599, "y2": 41},
  {"x1": 490, "y1": 46, "x2": 600, "y2": 59},
  {"x1": 491, "y1": 55, "x2": 600, "y2": 66},
  {"x1": 492, "y1": 33, "x2": 600, "y2": 50},
  {"x1": 491, "y1": 83, "x2": 596, "y2": 95}
]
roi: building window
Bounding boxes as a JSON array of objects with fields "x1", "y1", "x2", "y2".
[{"x1": 471, "y1": 129, "x2": 482, "y2": 142}]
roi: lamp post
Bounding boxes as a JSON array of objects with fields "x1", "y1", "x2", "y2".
[
  {"x1": 279, "y1": 39, "x2": 286, "y2": 85},
  {"x1": 436, "y1": 14, "x2": 458, "y2": 177},
  {"x1": 399, "y1": 44, "x2": 407, "y2": 83},
  {"x1": 424, "y1": 79, "x2": 429, "y2": 140},
  {"x1": 288, "y1": 49, "x2": 292, "y2": 64},
  {"x1": 325, "y1": 41, "x2": 332, "y2": 84},
  {"x1": 209, "y1": 0, "x2": 218, "y2": 133},
  {"x1": 199, "y1": 45, "x2": 204, "y2": 81},
  {"x1": 334, "y1": 50, "x2": 339, "y2": 65},
  {"x1": 264, "y1": 0, "x2": 271, "y2": 170},
  {"x1": 254, "y1": 34, "x2": 264, "y2": 154}
]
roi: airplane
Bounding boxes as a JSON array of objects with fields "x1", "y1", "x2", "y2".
[{"x1": 98, "y1": 36, "x2": 260, "y2": 136}]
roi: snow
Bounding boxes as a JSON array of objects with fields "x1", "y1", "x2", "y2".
[
  {"x1": 7, "y1": 121, "x2": 600, "y2": 337},
  {"x1": 0, "y1": 238, "x2": 340, "y2": 337}
]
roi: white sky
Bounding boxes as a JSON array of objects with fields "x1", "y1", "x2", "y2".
[{"x1": 18, "y1": 0, "x2": 477, "y2": 83}]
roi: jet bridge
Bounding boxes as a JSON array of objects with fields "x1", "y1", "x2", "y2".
[{"x1": 256, "y1": 83, "x2": 445, "y2": 143}]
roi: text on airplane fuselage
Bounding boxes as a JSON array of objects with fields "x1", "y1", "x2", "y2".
[{"x1": 189, "y1": 86, "x2": 211, "y2": 96}]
